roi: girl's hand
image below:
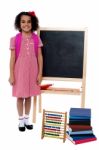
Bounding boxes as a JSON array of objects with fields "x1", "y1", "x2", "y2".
[
  {"x1": 37, "y1": 74, "x2": 42, "y2": 85},
  {"x1": 9, "y1": 75, "x2": 15, "y2": 85}
]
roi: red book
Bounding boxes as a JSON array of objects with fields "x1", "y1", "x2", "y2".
[
  {"x1": 68, "y1": 125, "x2": 92, "y2": 131},
  {"x1": 40, "y1": 84, "x2": 53, "y2": 90}
]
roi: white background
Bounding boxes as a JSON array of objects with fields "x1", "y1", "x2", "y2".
[{"x1": 0, "y1": 0, "x2": 99, "y2": 149}]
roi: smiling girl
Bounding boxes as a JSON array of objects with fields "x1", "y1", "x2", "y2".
[{"x1": 9, "y1": 11, "x2": 43, "y2": 132}]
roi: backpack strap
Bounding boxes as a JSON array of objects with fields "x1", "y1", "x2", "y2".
[
  {"x1": 15, "y1": 33, "x2": 21, "y2": 60},
  {"x1": 15, "y1": 32, "x2": 39, "y2": 60}
]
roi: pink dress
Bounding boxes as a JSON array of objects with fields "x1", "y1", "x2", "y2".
[{"x1": 10, "y1": 34, "x2": 43, "y2": 98}]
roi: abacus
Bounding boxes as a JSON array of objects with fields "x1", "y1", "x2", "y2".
[{"x1": 41, "y1": 109, "x2": 67, "y2": 142}]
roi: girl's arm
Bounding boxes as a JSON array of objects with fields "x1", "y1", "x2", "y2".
[
  {"x1": 9, "y1": 50, "x2": 15, "y2": 85},
  {"x1": 37, "y1": 48, "x2": 43, "y2": 84}
]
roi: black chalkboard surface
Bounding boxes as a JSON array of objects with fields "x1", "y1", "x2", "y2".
[{"x1": 40, "y1": 29, "x2": 85, "y2": 79}]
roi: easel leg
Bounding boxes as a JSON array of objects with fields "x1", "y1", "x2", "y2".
[
  {"x1": 41, "y1": 109, "x2": 45, "y2": 139},
  {"x1": 81, "y1": 91, "x2": 85, "y2": 108},
  {"x1": 38, "y1": 94, "x2": 42, "y2": 113},
  {"x1": 32, "y1": 96, "x2": 37, "y2": 123}
]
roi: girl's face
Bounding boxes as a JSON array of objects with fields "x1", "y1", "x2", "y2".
[{"x1": 20, "y1": 15, "x2": 32, "y2": 33}]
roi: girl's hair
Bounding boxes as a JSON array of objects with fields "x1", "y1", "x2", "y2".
[{"x1": 14, "y1": 11, "x2": 39, "y2": 32}]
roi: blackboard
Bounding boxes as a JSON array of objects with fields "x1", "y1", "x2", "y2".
[{"x1": 40, "y1": 29, "x2": 85, "y2": 79}]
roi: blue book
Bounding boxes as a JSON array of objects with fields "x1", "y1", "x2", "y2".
[
  {"x1": 69, "y1": 116, "x2": 90, "y2": 119},
  {"x1": 66, "y1": 133, "x2": 97, "y2": 144},
  {"x1": 70, "y1": 135, "x2": 96, "y2": 140},
  {"x1": 69, "y1": 118, "x2": 91, "y2": 121},
  {"x1": 67, "y1": 130, "x2": 93, "y2": 135},
  {"x1": 70, "y1": 108, "x2": 91, "y2": 117},
  {"x1": 66, "y1": 132, "x2": 96, "y2": 140}
]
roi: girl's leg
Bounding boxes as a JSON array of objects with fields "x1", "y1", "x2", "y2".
[
  {"x1": 24, "y1": 97, "x2": 33, "y2": 129},
  {"x1": 25, "y1": 97, "x2": 31, "y2": 115},
  {"x1": 17, "y1": 98, "x2": 25, "y2": 131},
  {"x1": 17, "y1": 97, "x2": 24, "y2": 116}
]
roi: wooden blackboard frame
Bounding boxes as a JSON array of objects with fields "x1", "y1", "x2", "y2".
[
  {"x1": 40, "y1": 27, "x2": 87, "y2": 80},
  {"x1": 32, "y1": 27, "x2": 88, "y2": 123}
]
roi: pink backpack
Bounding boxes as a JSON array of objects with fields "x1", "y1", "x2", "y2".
[{"x1": 15, "y1": 32, "x2": 39, "y2": 60}]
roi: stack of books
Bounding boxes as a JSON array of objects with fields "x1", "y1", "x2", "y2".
[{"x1": 66, "y1": 108, "x2": 97, "y2": 144}]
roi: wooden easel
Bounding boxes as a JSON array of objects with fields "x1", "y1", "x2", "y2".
[
  {"x1": 32, "y1": 95, "x2": 42, "y2": 123},
  {"x1": 32, "y1": 27, "x2": 88, "y2": 123}
]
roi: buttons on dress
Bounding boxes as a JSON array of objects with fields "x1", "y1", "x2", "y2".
[
  {"x1": 23, "y1": 38, "x2": 34, "y2": 56},
  {"x1": 26, "y1": 40, "x2": 30, "y2": 55},
  {"x1": 26, "y1": 38, "x2": 29, "y2": 41}
]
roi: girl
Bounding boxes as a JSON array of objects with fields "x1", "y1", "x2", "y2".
[{"x1": 9, "y1": 11, "x2": 43, "y2": 132}]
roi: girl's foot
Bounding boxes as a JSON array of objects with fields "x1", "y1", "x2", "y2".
[
  {"x1": 25, "y1": 124, "x2": 33, "y2": 130},
  {"x1": 18, "y1": 116, "x2": 25, "y2": 132},
  {"x1": 18, "y1": 124, "x2": 25, "y2": 132},
  {"x1": 24, "y1": 115, "x2": 33, "y2": 130}
]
